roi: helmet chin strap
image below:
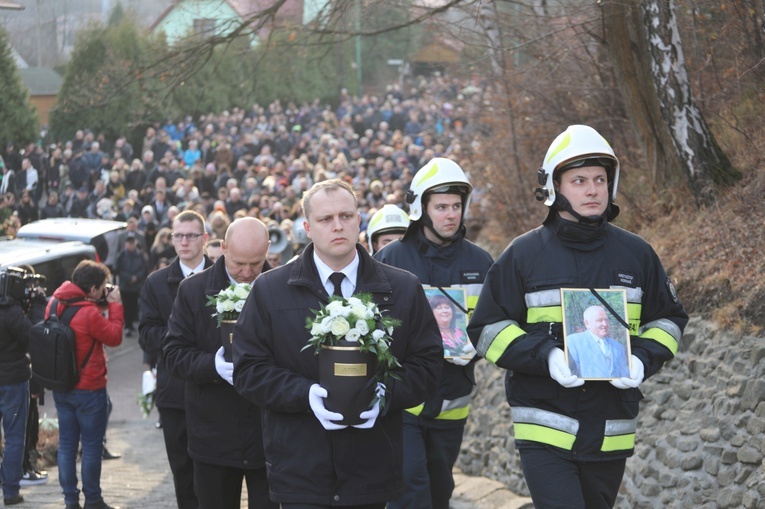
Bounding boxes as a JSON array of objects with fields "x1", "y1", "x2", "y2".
[
  {"x1": 554, "y1": 193, "x2": 608, "y2": 226},
  {"x1": 420, "y1": 213, "x2": 463, "y2": 244}
]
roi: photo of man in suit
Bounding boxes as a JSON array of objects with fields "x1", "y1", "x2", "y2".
[{"x1": 566, "y1": 305, "x2": 630, "y2": 379}]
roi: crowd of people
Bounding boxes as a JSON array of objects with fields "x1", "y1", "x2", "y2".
[
  {"x1": 0, "y1": 73, "x2": 688, "y2": 509},
  {"x1": 0, "y1": 74, "x2": 481, "y2": 255}
]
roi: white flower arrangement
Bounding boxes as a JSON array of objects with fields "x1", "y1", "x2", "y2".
[
  {"x1": 302, "y1": 293, "x2": 402, "y2": 383},
  {"x1": 206, "y1": 282, "x2": 252, "y2": 327}
]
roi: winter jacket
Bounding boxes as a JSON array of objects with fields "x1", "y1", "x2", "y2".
[
  {"x1": 163, "y1": 256, "x2": 268, "y2": 469},
  {"x1": 467, "y1": 216, "x2": 688, "y2": 461},
  {"x1": 233, "y1": 243, "x2": 443, "y2": 506},
  {"x1": 116, "y1": 248, "x2": 147, "y2": 293},
  {"x1": 49, "y1": 282, "x2": 123, "y2": 391},
  {"x1": 0, "y1": 292, "x2": 45, "y2": 385},
  {"x1": 0, "y1": 303, "x2": 34, "y2": 385},
  {"x1": 375, "y1": 225, "x2": 493, "y2": 426},
  {"x1": 139, "y1": 256, "x2": 212, "y2": 409}
]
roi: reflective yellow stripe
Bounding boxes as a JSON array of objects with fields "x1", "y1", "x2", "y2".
[
  {"x1": 627, "y1": 303, "x2": 641, "y2": 335},
  {"x1": 466, "y1": 294, "x2": 479, "y2": 312},
  {"x1": 526, "y1": 306, "x2": 562, "y2": 324},
  {"x1": 640, "y1": 327, "x2": 678, "y2": 355},
  {"x1": 438, "y1": 405, "x2": 470, "y2": 420},
  {"x1": 406, "y1": 404, "x2": 424, "y2": 415},
  {"x1": 601, "y1": 433, "x2": 636, "y2": 452},
  {"x1": 404, "y1": 404, "x2": 469, "y2": 420},
  {"x1": 484, "y1": 323, "x2": 525, "y2": 364},
  {"x1": 514, "y1": 423, "x2": 576, "y2": 450}
]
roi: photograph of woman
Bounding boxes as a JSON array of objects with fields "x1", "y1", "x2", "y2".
[{"x1": 427, "y1": 291, "x2": 475, "y2": 360}]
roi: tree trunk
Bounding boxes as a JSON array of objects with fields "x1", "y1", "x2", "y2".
[{"x1": 602, "y1": 0, "x2": 740, "y2": 206}]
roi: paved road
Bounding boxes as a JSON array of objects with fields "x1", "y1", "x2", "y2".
[{"x1": 18, "y1": 337, "x2": 533, "y2": 509}]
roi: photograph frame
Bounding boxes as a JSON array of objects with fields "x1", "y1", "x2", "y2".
[
  {"x1": 561, "y1": 288, "x2": 631, "y2": 380},
  {"x1": 422, "y1": 286, "x2": 475, "y2": 360}
]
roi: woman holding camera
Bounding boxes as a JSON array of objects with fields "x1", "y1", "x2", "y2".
[{"x1": 48, "y1": 260, "x2": 123, "y2": 509}]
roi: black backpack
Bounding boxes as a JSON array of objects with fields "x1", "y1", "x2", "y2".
[{"x1": 30, "y1": 298, "x2": 96, "y2": 392}]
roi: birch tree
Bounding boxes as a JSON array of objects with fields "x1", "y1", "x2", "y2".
[{"x1": 602, "y1": 0, "x2": 740, "y2": 205}]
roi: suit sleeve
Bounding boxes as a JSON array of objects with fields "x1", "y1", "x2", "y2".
[
  {"x1": 233, "y1": 280, "x2": 316, "y2": 413},
  {"x1": 383, "y1": 282, "x2": 443, "y2": 413},
  {"x1": 163, "y1": 280, "x2": 220, "y2": 384},
  {"x1": 138, "y1": 278, "x2": 166, "y2": 359}
]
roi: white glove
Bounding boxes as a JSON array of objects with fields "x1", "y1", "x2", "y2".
[
  {"x1": 308, "y1": 384, "x2": 347, "y2": 430},
  {"x1": 610, "y1": 355, "x2": 645, "y2": 389},
  {"x1": 353, "y1": 383, "x2": 386, "y2": 429},
  {"x1": 547, "y1": 348, "x2": 584, "y2": 388},
  {"x1": 447, "y1": 342, "x2": 476, "y2": 366},
  {"x1": 214, "y1": 346, "x2": 234, "y2": 385}
]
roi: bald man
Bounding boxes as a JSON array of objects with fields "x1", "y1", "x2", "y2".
[{"x1": 164, "y1": 217, "x2": 276, "y2": 509}]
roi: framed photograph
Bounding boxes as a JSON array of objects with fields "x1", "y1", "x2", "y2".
[
  {"x1": 561, "y1": 288, "x2": 631, "y2": 380},
  {"x1": 423, "y1": 286, "x2": 475, "y2": 360}
]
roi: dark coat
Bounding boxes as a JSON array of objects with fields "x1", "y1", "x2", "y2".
[
  {"x1": 115, "y1": 248, "x2": 147, "y2": 293},
  {"x1": 0, "y1": 302, "x2": 35, "y2": 385},
  {"x1": 163, "y1": 256, "x2": 268, "y2": 469},
  {"x1": 139, "y1": 255, "x2": 212, "y2": 408},
  {"x1": 233, "y1": 244, "x2": 443, "y2": 506}
]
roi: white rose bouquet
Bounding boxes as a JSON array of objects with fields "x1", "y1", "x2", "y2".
[
  {"x1": 302, "y1": 293, "x2": 402, "y2": 384},
  {"x1": 206, "y1": 282, "x2": 252, "y2": 327}
]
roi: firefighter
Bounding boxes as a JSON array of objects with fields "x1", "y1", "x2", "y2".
[
  {"x1": 376, "y1": 157, "x2": 493, "y2": 509},
  {"x1": 366, "y1": 203, "x2": 409, "y2": 254},
  {"x1": 467, "y1": 125, "x2": 688, "y2": 509}
]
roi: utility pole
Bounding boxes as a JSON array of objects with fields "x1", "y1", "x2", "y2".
[
  {"x1": 35, "y1": 0, "x2": 42, "y2": 67},
  {"x1": 354, "y1": 0, "x2": 362, "y2": 97}
]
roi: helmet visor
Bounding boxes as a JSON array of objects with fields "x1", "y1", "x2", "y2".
[
  {"x1": 557, "y1": 157, "x2": 615, "y2": 175},
  {"x1": 428, "y1": 184, "x2": 469, "y2": 196}
]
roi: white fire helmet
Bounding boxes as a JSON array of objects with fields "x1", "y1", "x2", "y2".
[
  {"x1": 536, "y1": 125, "x2": 620, "y2": 207},
  {"x1": 366, "y1": 204, "x2": 410, "y2": 253},
  {"x1": 406, "y1": 158, "x2": 473, "y2": 222}
]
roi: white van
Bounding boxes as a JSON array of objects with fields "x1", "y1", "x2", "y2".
[{"x1": 17, "y1": 218, "x2": 127, "y2": 268}]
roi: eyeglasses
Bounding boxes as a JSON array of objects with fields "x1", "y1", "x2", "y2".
[{"x1": 171, "y1": 233, "x2": 204, "y2": 241}]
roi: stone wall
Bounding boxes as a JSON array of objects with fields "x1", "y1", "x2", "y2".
[{"x1": 456, "y1": 317, "x2": 765, "y2": 508}]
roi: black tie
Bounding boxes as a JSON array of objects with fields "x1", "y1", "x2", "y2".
[{"x1": 329, "y1": 272, "x2": 345, "y2": 298}]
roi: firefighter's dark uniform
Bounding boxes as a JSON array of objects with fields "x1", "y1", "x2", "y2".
[
  {"x1": 376, "y1": 225, "x2": 493, "y2": 509},
  {"x1": 468, "y1": 214, "x2": 687, "y2": 508}
]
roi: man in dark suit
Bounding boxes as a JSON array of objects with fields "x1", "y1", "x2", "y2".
[
  {"x1": 164, "y1": 217, "x2": 276, "y2": 509},
  {"x1": 139, "y1": 210, "x2": 211, "y2": 509},
  {"x1": 233, "y1": 179, "x2": 443, "y2": 508}
]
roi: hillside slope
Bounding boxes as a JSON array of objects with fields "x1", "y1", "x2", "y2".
[{"x1": 640, "y1": 169, "x2": 765, "y2": 333}]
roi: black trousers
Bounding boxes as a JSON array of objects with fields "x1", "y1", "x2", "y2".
[
  {"x1": 121, "y1": 290, "x2": 139, "y2": 328},
  {"x1": 193, "y1": 460, "x2": 277, "y2": 509},
  {"x1": 519, "y1": 448, "x2": 626, "y2": 509},
  {"x1": 158, "y1": 406, "x2": 197, "y2": 509},
  {"x1": 387, "y1": 413, "x2": 464, "y2": 509},
  {"x1": 23, "y1": 395, "x2": 40, "y2": 471}
]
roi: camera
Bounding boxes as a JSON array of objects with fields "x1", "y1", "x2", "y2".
[
  {"x1": 96, "y1": 283, "x2": 117, "y2": 305},
  {"x1": 0, "y1": 267, "x2": 46, "y2": 306}
]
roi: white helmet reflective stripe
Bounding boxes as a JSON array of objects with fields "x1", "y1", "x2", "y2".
[
  {"x1": 367, "y1": 204, "x2": 409, "y2": 252},
  {"x1": 538, "y1": 125, "x2": 620, "y2": 206},
  {"x1": 406, "y1": 157, "x2": 473, "y2": 221}
]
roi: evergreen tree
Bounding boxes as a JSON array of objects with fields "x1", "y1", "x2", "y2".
[
  {"x1": 49, "y1": 15, "x2": 166, "y2": 145},
  {"x1": 0, "y1": 26, "x2": 40, "y2": 147}
]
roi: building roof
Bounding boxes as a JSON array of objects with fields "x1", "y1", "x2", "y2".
[
  {"x1": 18, "y1": 68, "x2": 63, "y2": 96},
  {"x1": 0, "y1": 1, "x2": 24, "y2": 10},
  {"x1": 151, "y1": 0, "x2": 245, "y2": 30}
]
